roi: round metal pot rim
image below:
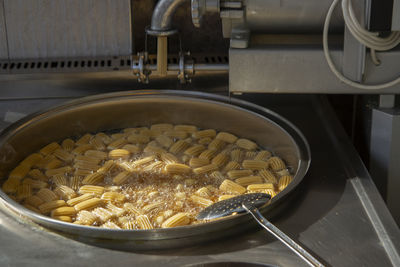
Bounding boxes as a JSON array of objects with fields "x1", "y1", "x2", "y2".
[{"x1": 0, "y1": 90, "x2": 311, "y2": 246}]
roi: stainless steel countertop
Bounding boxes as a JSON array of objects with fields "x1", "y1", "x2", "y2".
[{"x1": 0, "y1": 91, "x2": 399, "y2": 267}]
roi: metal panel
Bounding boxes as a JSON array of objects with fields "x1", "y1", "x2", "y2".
[
  {"x1": 393, "y1": 0, "x2": 400, "y2": 31},
  {"x1": 4, "y1": 0, "x2": 132, "y2": 59},
  {"x1": 0, "y1": 0, "x2": 8, "y2": 60},
  {"x1": 370, "y1": 108, "x2": 400, "y2": 225},
  {"x1": 229, "y1": 46, "x2": 400, "y2": 94}
]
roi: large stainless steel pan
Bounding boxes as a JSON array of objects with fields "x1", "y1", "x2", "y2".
[{"x1": 0, "y1": 90, "x2": 310, "y2": 250}]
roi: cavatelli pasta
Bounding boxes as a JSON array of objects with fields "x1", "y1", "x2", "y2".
[{"x1": 2, "y1": 123, "x2": 295, "y2": 229}]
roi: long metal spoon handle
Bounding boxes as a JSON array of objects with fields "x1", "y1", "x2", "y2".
[{"x1": 243, "y1": 204, "x2": 325, "y2": 267}]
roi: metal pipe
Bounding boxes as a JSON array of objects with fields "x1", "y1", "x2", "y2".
[
  {"x1": 147, "y1": 0, "x2": 188, "y2": 36},
  {"x1": 132, "y1": 63, "x2": 228, "y2": 72}
]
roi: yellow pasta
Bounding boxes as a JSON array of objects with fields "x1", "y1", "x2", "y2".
[
  {"x1": 51, "y1": 206, "x2": 77, "y2": 217},
  {"x1": 36, "y1": 188, "x2": 58, "y2": 202},
  {"x1": 89, "y1": 136, "x2": 106, "y2": 151},
  {"x1": 38, "y1": 200, "x2": 66, "y2": 214},
  {"x1": 192, "y1": 129, "x2": 216, "y2": 139},
  {"x1": 92, "y1": 207, "x2": 114, "y2": 222},
  {"x1": 2, "y1": 178, "x2": 19, "y2": 194},
  {"x1": 242, "y1": 160, "x2": 268, "y2": 170},
  {"x1": 85, "y1": 150, "x2": 108, "y2": 160},
  {"x1": 127, "y1": 134, "x2": 150, "y2": 144},
  {"x1": 101, "y1": 221, "x2": 121, "y2": 229},
  {"x1": 40, "y1": 142, "x2": 61, "y2": 156},
  {"x1": 155, "y1": 135, "x2": 173, "y2": 148},
  {"x1": 258, "y1": 169, "x2": 278, "y2": 184},
  {"x1": 195, "y1": 187, "x2": 212, "y2": 198},
  {"x1": 219, "y1": 179, "x2": 246, "y2": 194},
  {"x1": 52, "y1": 175, "x2": 67, "y2": 186},
  {"x1": 165, "y1": 163, "x2": 191, "y2": 174},
  {"x1": 151, "y1": 123, "x2": 173, "y2": 132},
  {"x1": 230, "y1": 149, "x2": 243, "y2": 162},
  {"x1": 66, "y1": 193, "x2": 94, "y2": 206},
  {"x1": 78, "y1": 185, "x2": 105, "y2": 196},
  {"x1": 215, "y1": 132, "x2": 238, "y2": 143},
  {"x1": 190, "y1": 195, "x2": 213, "y2": 207},
  {"x1": 235, "y1": 176, "x2": 264, "y2": 187},
  {"x1": 193, "y1": 164, "x2": 218, "y2": 175},
  {"x1": 236, "y1": 138, "x2": 258, "y2": 150},
  {"x1": 53, "y1": 149, "x2": 74, "y2": 162},
  {"x1": 208, "y1": 139, "x2": 226, "y2": 151},
  {"x1": 122, "y1": 144, "x2": 141, "y2": 154},
  {"x1": 162, "y1": 213, "x2": 190, "y2": 228},
  {"x1": 76, "y1": 133, "x2": 93, "y2": 145},
  {"x1": 72, "y1": 144, "x2": 94, "y2": 155},
  {"x1": 255, "y1": 150, "x2": 272, "y2": 161},
  {"x1": 211, "y1": 153, "x2": 229, "y2": 167},
  {"x1": 160, "y1": 152, "x2": 179, "y2": 164},
  {"x1": 223, "y1": 161, "x2": 241, "y2": 172},
  {"x1": 227, "y1": 169, "x2": 253, "y2": 179},
  {"x1": 107, "y1": 138, "x2": 128, "y2": 150},
  {"x1": 9, "y1": 165, "x2": 30, "y2": 180},
  {"x1": 123, "y1": 203, "x2": 142, "y2": 216},
  {"x1": 189, "y1": 157, "x2": 209, "y2": 168},
  {"x1": 198, "y1": 149, "x2": 217, "y2": 161},
  {"x1": 24, "y1": 195, "x2": 44, "y2": 207},
  {"x1": 113, "y1": 171, "x2": 132, "y2": 185},
  {"x1": 268, "y1": 156, "x2": 286, "y2": 171},
  {"x1": 20, "y1": 153, "x2": 43, "y2": 168},
  {"x1": 136, "y1": 215, "x2": 154, "y2": 229},
  {"x1": 3, "y1": 123, "x2": 294, "y2": 229},
  {"x1": 45, "y1": 166, "x2": 72, "y2": 177},
  {"x1": 28, "y1": 169, "x2": 47, "y2": 181},
  {"x1": 278, "y1": 175, "x2": 293, "y2": 191},
  {"x1": 61, "y1": 138, "x2": 75, "y2": 151},
  {"x1": 16, "y1": 183, "x2": 31, "y2": 201},
  {"x1": 22, "y1": 178, "x2": 47, "y2": 189},
  {"x1": 54, "y1": 185, "x2": 77, "y2": 200},
  {"x1": 169, "y1": 139, "x2": 190, "y2": 154},
  {"x1": 164, "y1": 130, "x2": 188, "y2": 139},
  {"x1": 247, "y1": 183, "x2": 274, "y2": 191},
  {"x1": 101, "y1": 191, "x2": 126, "y2": 203},
  {"x1": 75, "y1": 210, "x2": 98, "y2": 225},
  {"x1": 105, "y1": 203, "x2": 126, "y2": 217},
  {"x1": 184, "y1": 145, "x2": 205, "y2": 157},
  {"x1": 132, "y1": 155, "x2": 156, "y2": 167},
  {"x1": 97, "y1": 160, "x2": 115, "y2": 174},
  {"x1": 96, "y1": 132, "x2": 112, "y2": 145},
  {"x1": 74, "y1": 198, "x2": 102, "y2": 211},
  {"x1": 174, "y1": 124, "x2": 197, "y2": 133},
  {"x1": 218, "y1": 195, "x2": 236, "y2": 201}
]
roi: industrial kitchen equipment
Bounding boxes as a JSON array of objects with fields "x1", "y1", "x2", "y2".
[{"x1": 0, "y1": 0, "x2": 399, "y2": 266}]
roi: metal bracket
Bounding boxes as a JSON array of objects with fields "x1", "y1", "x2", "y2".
[
  {"x1": 178, "y1": 51, "x2": 194, "y2": 84},
  {"x1": 133, "y1": 52, "x2": 151, "y2": 84}
]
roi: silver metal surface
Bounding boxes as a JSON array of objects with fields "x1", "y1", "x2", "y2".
[
  {"x1": 0, "y1": 93, "x2": 398, "y2": 266},
  {"x1": 392, "y1": 0, "x2": 400, "y2": 31},
  {"x1": 369, "y1": 108, "x2": 400, "y2": 225},
  {"x1": 244, "y1": 205, "x2": 324, "y2": 267},
  {"x1": 0, "y1": 90, "x2": 310, "y2": 250},
  {"x1": 147, "y1": 0, "x2": 188, "y2": 36},
  {"x1": 3, "y1": 0, "x2": 132, "y2": 59},
  {"x1": 342, "y1": 0, "x2": 366, "y2": 82},
  {"x1": 229, "y1": 46, "x2": 400, "y2": 94},
  {"x1": 0, "y1": 0, "x2": 8, "y2": 60},
  {"x1": 243, "y1": 0, "x2": 344, "y2": 34}
]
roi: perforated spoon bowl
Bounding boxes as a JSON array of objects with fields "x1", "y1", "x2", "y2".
[{"x1": 197, "y1": 193, "x2": 325, "y2": 267}]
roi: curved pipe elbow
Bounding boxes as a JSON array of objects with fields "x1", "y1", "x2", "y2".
[{"x1": 148, "y1": 0, "x2": 188, "y2": 36}]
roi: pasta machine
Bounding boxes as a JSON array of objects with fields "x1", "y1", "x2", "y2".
[{"x1": 0, "y1": 0, "x2": 399, "y2": 266}]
